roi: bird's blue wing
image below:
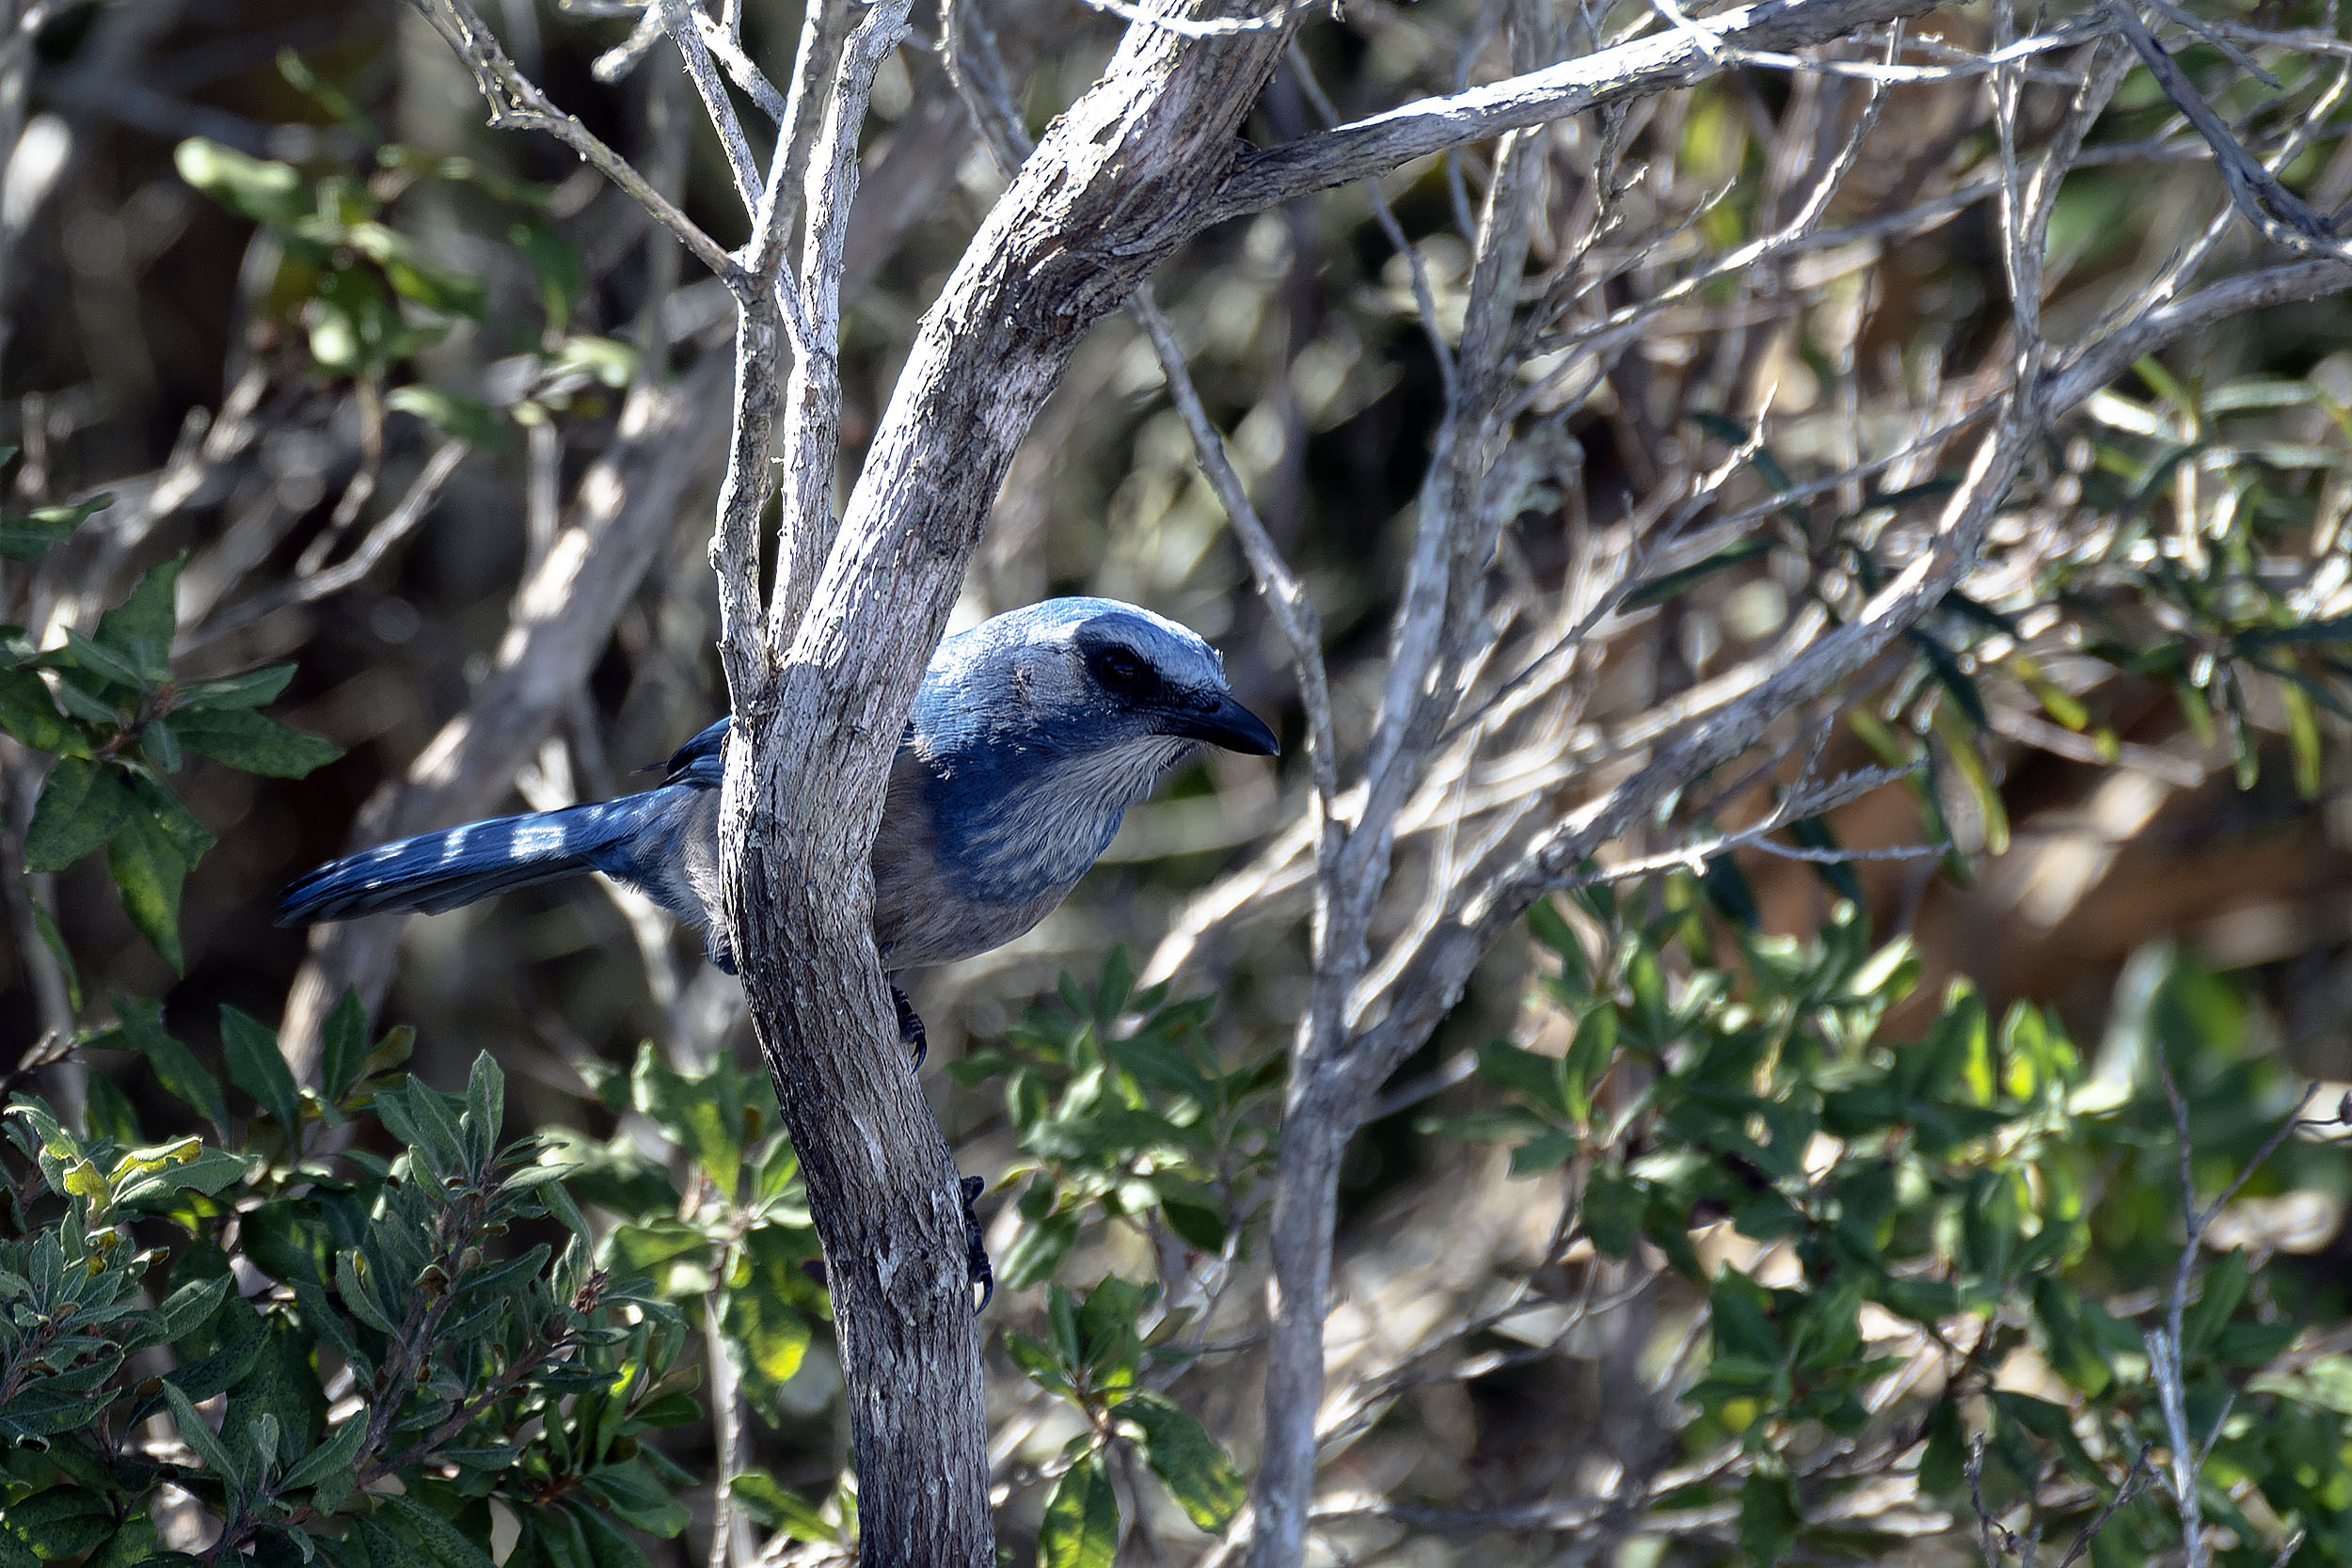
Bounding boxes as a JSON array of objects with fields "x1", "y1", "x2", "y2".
[{"x1": 661, "y1": 718, "x2": 731, "y2": 788}]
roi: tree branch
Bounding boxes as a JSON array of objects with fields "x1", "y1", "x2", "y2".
[{"x1": 1202, "y1": 0, "x2": 1948, "y2": 224}]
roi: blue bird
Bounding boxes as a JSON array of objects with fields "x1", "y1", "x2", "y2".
[
  {"x1": 278, "y1": 595, "x2": 1279, "y2": 999},
  {"x1": 281, "y1": 598, "x2": 1274, "y2": 1308}
]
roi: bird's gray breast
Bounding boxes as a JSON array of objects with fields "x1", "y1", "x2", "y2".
[{"x1": 868, "y1": 736, "x2": 1193, "y2": 970}]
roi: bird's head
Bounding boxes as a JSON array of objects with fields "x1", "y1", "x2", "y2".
[
  {"x1": 923, "y1": 597, "x2": 1279, "y2": 763},
  {"x1": 905, "y1": 598, "x2": 1279, "y2": 914}
]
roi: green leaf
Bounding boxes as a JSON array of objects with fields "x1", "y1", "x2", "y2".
[
  {"x1": 115, "y1": 1145, "x2": 250, "y2": 1208},
  {"x1": 159, "y1": 1275, "x2": 234, "y2": 1339},
  {"x1": 510, "y1": 1510, "x2": 586, "y2": 1568},
  {"x1": 60, "y1": 628, "x2": 149, "y2": 692},
  {"x1": 94, "y1": 555, "x2": 183, "y2": 683},
  {"x1": 0, "y1": 493, "x2": 110, "y2": 560},
  {"x1": 278, "y1": 50, "x2": 383, "y2": 145},
  {"x1": 176, "y1": 138, "x2": 310, "y2": 224},
  {"x1": 174, "y1": 705, "x2": 342, "y2": 778},
  {"x1": 1507, "y1": 1128, "x2": 1581, "y2": 1174},
  {"x1": 544, "y1": 337, "x2": 640, "y2": 393},
  {"x1": 628, "y1": 1044, "x2": 739, "y2": 1182},
  {"x1": 1692, "y1": 845, "x2": 1756, "y2": 930},
  {"x1": 175, "y1": 663, "x2": 297, "y2": 711},
  {"x1": 386, "y1": 387, "x2": 502, "y2": 449},
  {"x1": 1477, "y1": 1038, "x2": 1572, "y2": 1118},
  {"x1": 2281, "y1": 676, "x2": 2324, "y2": 800},
  {"x1": 143, "y1": 718, "x2": 183, "y2": 772},
  {"x1": 242, "y1": 1203, "x2": 330, "y2": 1290},
  {"x1": 127, "y1": 771, "x2": 216, "y2": 863},
  {"x1": 322, "y1": 987, "x2": 372, "y2": 1101},
  {"x1": 347, "y1": 223, "x2": 487, "y2": 318},
  {"x1": 0, "y1": 1491, "x2": 116, "y2": 1561},
  {"x1": 376, "y1": 1078, "x2": 466, "y2": 1177},
  {"x1": 571, "y1": 1505, "x2": 657, "y2": 1568},
  {"x1": 27, "y1": 899, "x2": 80, "y2": 1013},
  {"x1": 1930, "y1": 709, "x2": 2008, "y2": 858},
  {"x1": 1049, "y1": 1284, "x2": 1082, "y2": 1370},
  {"x1": 1115, "y1": 1391, "x2": 1247, "y2": 1530},
  {"x1": 999, "y1": 1207, "x2": 1080, "y2": 1291},
  {"x1": 722, "y1": 1226, "x2": 815, "y2": 1399},
  {"x1": 221, "y1": 1006, "x2": 302, "y2": 1135},
  {"x1": 48, "y1": 674, "x2": 120, "y2": 726},
  {"x1": 1621, "y1": 534, "x2": 1775, "y2": 610},
  {"x1": 1739, "y1": 1468, "x2": 1801, "y2": 1567},
  {"x1": 352, "y1": 1513, "x2": 434, "y2": 1568},
  {"x1": 1581, "y1": 1165, "x2": 1645, "y2": 1258},
  {"x1": 25, "y1": 757, "x2": 131, "y2": 871},
  {"x1": 463, "y1": 1051, "x2": 503, "y2": 1167},
  {"x1": 510, "y1": 220, "x2": 586, "y2": 335},
  {"x1": 2184, "y1": 1249, "x2": 2252, "y2": 1354},
  {"x1": 144, "y1": 1293, "x2": 266, "y2": 1416},
  {"x1": 82, "y1": 1065, "x2": 138, "y2": 1142},
  {"x1": 1918, "y1": 1398, "x2": 1966, "y2": 1496},
  {"x1": 581, "y1": 1459, "x2": 691, "y2": 1537},
  {"x1": 107, "y1": 993, "x2": 228, "y2": 1133},
  {"x1": 225, "y1": 1319, "x2": 326, "y2": 1473},
  {"x1": 85, "y1": 1515, "x2": 159, "y2": 1568},
  {"x1": 1006, "y1": 1331, "x2": 1073, "y2": 1395},
  {"x1": 725, "y1": 1471, "x2": 839, "y2": 1544},
  {"x1": 379, "y1": 1495, "x2": 494, "y2": 1568},
  {"x1": 0, "y1": 667, "x2": 70, "y2": 751},
  {"x1": 1993, "y1": 1390, "x2": 2100, "y2": 1481},
  {"x1": 1708, "y1": 1270, "x2": 1786, "y2": 1366},
  {"x1": 1788, "y1": 816, "x2": 1863, "y2": 907},
  {"x1": 334, "y1": 1250, "x2": 397, "y2": 1336},
  {"x1": 307, "y1": 263, "x2": 446, "y2": 378},
  {"x1": 107, "y1": 806, "x2": 191, "y2": 971},
  {"x1": 1152, "y1": 1180, "x2": 1227, "y2": 1252},
  {"x1": 1906, "y1": 626, "x2": 1989, "y2": 730},
  {"x1": 162, "y1": 1378, "x2": 246, "y2": 1490},
  {"x1": 1038, "y1": 1453, "x2": 1119, "y2": 1568},
  {"x1": 1077, "y1": 1275, "x2": 1150, "y2": 1377}
]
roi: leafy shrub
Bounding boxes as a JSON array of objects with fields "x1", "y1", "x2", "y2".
[
  {"x1": 1430, "y1": 880, "x2": 2344, "y2": 1568},
  {"x1": 1, "y1": 1007, "x2": 695, "y2": 1568}
]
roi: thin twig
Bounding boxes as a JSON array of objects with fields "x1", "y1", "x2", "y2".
[
  {"x1": 404, "y1": 0, "x2": 743, "y2": 290},
  {"x1": 2103, "y1": 0, "x2": 2347, "y2": 261},
  {"x1": 654, "y1": 0, "x2": 765, "y2": 214},
  {"x1": 2052, "y1": 1446, "x2": 2158, "y2": 1568},
  {"x1": 188, "y1": 439, "x2": 468, "y2": 650}
]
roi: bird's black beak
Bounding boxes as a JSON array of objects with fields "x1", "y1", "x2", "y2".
[{"x1": 1164, "y1": 691, "x2": 1280, "y2": 756}]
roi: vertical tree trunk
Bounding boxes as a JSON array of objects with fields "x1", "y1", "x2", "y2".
[
  {"x1": 730, "y1": 860, "x2": 993, "y2": 1564},
  {"x1": 714, "y1": 8, "x2": 1301, "y2": 1557}
]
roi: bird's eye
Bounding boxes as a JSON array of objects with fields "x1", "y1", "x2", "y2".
[{"x1": 1094, "y1": 649, "x2": 1144, "y2": 689}]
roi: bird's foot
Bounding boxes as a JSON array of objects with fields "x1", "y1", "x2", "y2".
[
  {"x1": 961, "y1": 1174, "x2": 993, "y2": 1312},
  {"x1": 892, "y1": 983, "x2": 928, "y2": 1070}
]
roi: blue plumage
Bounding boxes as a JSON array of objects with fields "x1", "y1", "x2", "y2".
[{"x1": 278, "y1": 597, "x2": 1278, "y2": 979}]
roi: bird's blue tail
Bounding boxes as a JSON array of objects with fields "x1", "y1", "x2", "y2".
[{"x1": 277, "y1": 799, "x2": 651, "y2": 925}]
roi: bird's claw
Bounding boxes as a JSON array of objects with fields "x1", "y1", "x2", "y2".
[
  {"x1": 961, "y1": 1173, "x2": 993, "y2": 1312},
  {"x1": 892, "y1": 983, "x2": 928, "y2": 1071}
]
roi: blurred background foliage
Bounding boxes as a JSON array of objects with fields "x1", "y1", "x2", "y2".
[{"x1": 10, "y1": 0, "x2": 2352, "y2": 1563}]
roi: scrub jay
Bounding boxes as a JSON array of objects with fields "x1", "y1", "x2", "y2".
[{"x1": 278, "y1": 598, "x2": 1279, "y2": 1302}]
